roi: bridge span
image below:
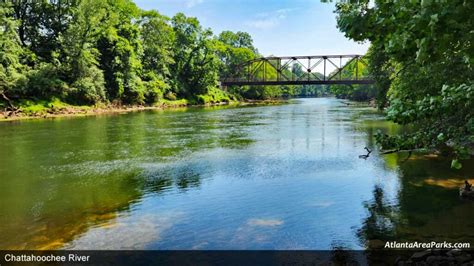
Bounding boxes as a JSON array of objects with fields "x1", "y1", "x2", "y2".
[{"x1": 221, "y1": 54, "x2": 374, "y2": 86}]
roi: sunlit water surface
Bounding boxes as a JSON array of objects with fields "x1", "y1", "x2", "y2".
[{"x1": 0, "y1": 98, "x2": 473, "y2": 250}]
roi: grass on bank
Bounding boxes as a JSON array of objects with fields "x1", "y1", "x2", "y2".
[
  {"x1": 1, "y1": 88, "x2": 240, "y2": 119},
  {"x1": 194, "y1": 87, "x2": 236, "y2": 105},
  {"x1": 17, "y1": 98, "x2": 92, "y2": 115}
]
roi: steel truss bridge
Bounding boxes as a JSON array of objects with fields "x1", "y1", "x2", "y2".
[{"x1": 220, "y1": 54, "x2": 374, "y2": 86}]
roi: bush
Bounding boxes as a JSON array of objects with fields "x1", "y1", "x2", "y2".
[
  {"x1": 143, "y1": 72, "x2": 167, "y2": 104},
  {"x1": 330, "y1": 84, "x2": 376, "y2": 101},
  {"x1": 121, "y1": 75, "x2": 146, "y2": 105},
  {"x1": 195, "y1": 87, "x2": 232, "y2": 104},
  {"x1": 164, "y1": 91, "x2": 177, "y2": 101},
  {"x1": 18, "y1": 98, "x2": 70, "y2": 115},
  {"x1": 69, "y1": 66, "x2": 106, "y2": 105},
  {"x1": 26, "y1": 63, "x2": 69, "y2": 99}
]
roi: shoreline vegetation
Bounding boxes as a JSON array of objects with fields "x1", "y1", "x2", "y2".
[
  {"x1": 0, "y1": 98, "x2": 288, "y2": 122},
  {"x1": 0, "y1": 94, "x2": 376, "y2": 122},
  {"x1": 332, "y1": 1, "x2": 473, "y2": 168},
  {"x1": 0, "y1": 0, "x2": 374, "y2": 122},
  {"x1": 0, "y1": 1, "x2": 338, "y2": 124},
  {"x1": 1, "y1": 1, "x2": 471, "y2": 167}
]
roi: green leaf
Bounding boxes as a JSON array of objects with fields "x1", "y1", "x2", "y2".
[
  {"x1": 437, "y1": 133, "x2": 445, "y2": 141},
  {"x1": 451, "y1": 159, "x2": 462, "y2": 170},
  {"x1": 421, "y1": 0, "x2": 431, "y2": 8}
]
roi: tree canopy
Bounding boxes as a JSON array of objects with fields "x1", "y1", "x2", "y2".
[
  {"x1": 0, "y1": 0, "x2": 340, "y2": 110},
  {"x1": 0, "y1": 1, "x2": 256, "y2": 107},
  {"x1": 333, "y1": 0, "x2": 473, "y2": 167}
]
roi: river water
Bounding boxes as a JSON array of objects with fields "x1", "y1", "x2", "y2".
[{"x1": 0, "y1": 98, "x2": 473, "y2": 250}]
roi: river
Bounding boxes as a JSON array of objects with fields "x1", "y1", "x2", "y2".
[{"x1": 0, "y1": 98, "x2": 473, "y2": 250}]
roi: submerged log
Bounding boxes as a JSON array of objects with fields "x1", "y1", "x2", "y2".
[{"x1": 358, "y1": 147, "x2": 372, "y2": 160}]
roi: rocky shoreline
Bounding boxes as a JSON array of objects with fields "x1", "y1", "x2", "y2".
[{"x1": 1, "y1": 104, "x2": 179, "y2": 122}]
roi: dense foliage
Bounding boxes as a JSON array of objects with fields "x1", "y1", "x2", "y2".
[
  {"x1": 327, "y1": 58, "x2": 376, "y2": 101},
  {"x1": 334, "y1": 0, "x2": 473, "y2": 166},
  {"x1": 0, "y1": 0, "x2": 334, "y2": 110},
  {"x1": 0, "y1": 1, "x2": 258, "y2": 109}
]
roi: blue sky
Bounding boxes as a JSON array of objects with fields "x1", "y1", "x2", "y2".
[{"x1": 134, "y1": 0, "x2": 369, "y2": 56}]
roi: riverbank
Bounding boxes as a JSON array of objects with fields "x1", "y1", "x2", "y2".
[{"x1": 0, "y1": 98, "x2": 287, "y2": 122}]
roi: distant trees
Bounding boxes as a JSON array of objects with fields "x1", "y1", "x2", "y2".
[{"x1": 328, "y1": 58, "x2": 376, "y2": 101}]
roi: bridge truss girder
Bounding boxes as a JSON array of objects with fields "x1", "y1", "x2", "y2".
[{"x1": 221, "y1": 54, "x2": 374, "y2": 86}]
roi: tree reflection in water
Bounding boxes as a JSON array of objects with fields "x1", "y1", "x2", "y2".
[
  {"x1": 330, "y1": 242, "x2": 363, "y2": 265},
  {"x1": 357, "y1": 153, "x2": 474, "y2": 253},
  {"x1": 357, "y1": 185, "x2": 398, "y2": 247}
]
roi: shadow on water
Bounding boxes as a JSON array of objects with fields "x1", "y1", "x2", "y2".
[
  {"x1": 356, "y1": 152, "x2": 474, "y2": 249},
  {"x1": 346, "y1": 105, "x2": 474, "y2": 262},
  {"x1": 0, "y1": 170, "x2": 144, "y2": 249},
  {"x1": 1, "y1": 98, "x2": 473, "y2": 251},
  {"x1": 0, "y1": 106, "x2": 256, "y2": 249},
  {"x1": 357, "y1": 185, "x2": 398, "y2": 246},
  {"x1": 354, "y1": 154, "x2": 474, "y2": 264},
  {"x1": 141, "y1": 162, "x2": 206, "y2": 194}
]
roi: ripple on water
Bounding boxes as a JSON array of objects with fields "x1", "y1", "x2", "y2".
[{"x1": 1, "y1": 98, "x2": 472, "y2": 250}]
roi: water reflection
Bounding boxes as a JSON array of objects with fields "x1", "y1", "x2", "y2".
[
  {"x1": 141, "y1": 163, "x2": 205, "y2": 193},
  {"x1": 357, "y1": 152, "x2": 474, "y2": 249},
  {"x1": 66, "y1": 211, "x2": 185, "y2": 250},
  {"x1": 357, "y1": 185, "x2": 398, "y2": 246},
  {"x1": 0, "y1": 98, "x2": 473, "y2": 250},
  {"x1": 0, "y1": 170, "x2": 143, "y2": 249},
  {"x1": 247, "y1": 219, "x2": 284, "y2": 227},
  {"x1": 350, "y1": 105, "x2": 474, "y2": 249},
  {"x1": 0, "y1": 107, "x2": 254, "y2": 249}
]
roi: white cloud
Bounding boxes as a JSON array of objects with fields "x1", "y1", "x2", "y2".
[
  {"x1": 186, "y1": 0, "x2": 203, "y2": 8},
  {"x1": 245, "y1": 8, "x2": 297, "y2": 29},
  {"x1": 245, "y1": 19, "x2": 279, "y2": 29},
  {"x1": 275, "y1": 8, "x2": 296, "y2": 19}
]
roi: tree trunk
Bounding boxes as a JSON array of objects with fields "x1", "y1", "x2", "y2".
[{"x1": 1, "y1": 91, "x2": 20, "y2": 117}]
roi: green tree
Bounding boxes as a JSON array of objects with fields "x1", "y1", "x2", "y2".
[
  {"x1": 328, "y1": 58, "x2": 375, "y2": 101},
  {"x1": 0, "y1": 4, "x2": 27, "y2": 110},
  {"x1": 10, "y1": 0, "x2": 78, "y2": 63},
  {"x1": 138, "y1": 10, "x2": 175, "y2": 103},
  {"x1": 334, "y1": 0, "x2": 474, "y2": 166},
  {"x1": 216, "y1": 31, "x2": 256, "y2": 78},
  {"x1": 96, "y1": 0, "x2": 144, "y2": 104},
  {"x1": 60, "y1": 0, "x2": 107, "y2": 104},
  {"x1": 170, "y1": 13, "x2": 219, "y2": 97},
  {"x1": 218, "y1": 31, "x2": 256, "y2": 52},
  {"x1": 0, "y1": 0, "x2": 266, "y2": 109}
]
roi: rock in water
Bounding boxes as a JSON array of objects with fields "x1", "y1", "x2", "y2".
[
  {"x1": 411, "y1": 250, "x2": 432, "y2": 261},
  {"x1": 459, "y1": 187, "x2": 474, "y2": 199}
]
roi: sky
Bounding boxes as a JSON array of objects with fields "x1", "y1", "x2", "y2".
[{"x1": 134, "y1": 0, "x2": 370, "y2": 57}]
